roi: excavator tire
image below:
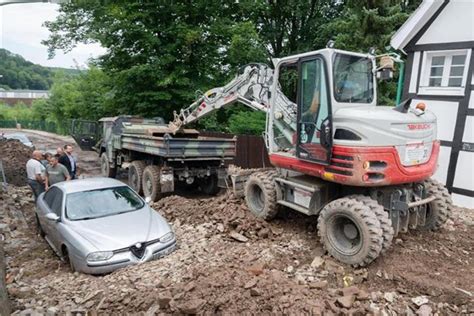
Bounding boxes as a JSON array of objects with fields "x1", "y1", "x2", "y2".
[
  {"x1": 100, "y1": 152, "x2": 116, "y2": 178},
  {"x1": 129, "y1": 160, "x2": 147, "y2": 195},
  {"x1": 421, "y1": 178, "x2": 451, "y2": 231},
  {"x1": 142, "y1": 165, "x2": 162, "y2": 202},
  {"x1": 347, "y1": 195, "x2": 394, "y2": 254},
  {"x1": 199, "y1": 174, "x2": 220, "y2": 195},
  {"x1": 317, "y1": 197, "x2": 383, "y2": 267},
  {"x1": 244, "y1": 171, "x2": 280, "y2": 220}
]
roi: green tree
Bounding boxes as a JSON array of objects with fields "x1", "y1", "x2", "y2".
[
  {"x1": 45, "y1": 67, "x2": 113, "y2": 123},
  {"x1": 42, "y1": 0, "x2": 422, "y2": 134},
  {"x1": 44, "y1": 1, "x2": 270, "y2": 120}
]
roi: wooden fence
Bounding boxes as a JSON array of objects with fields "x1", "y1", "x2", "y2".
[{"x1": 200, "y1": 131, "x2": 271, "y2": 169}]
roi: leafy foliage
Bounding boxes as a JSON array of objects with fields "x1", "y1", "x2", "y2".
[{"x1": 37, "y1": 0, "x2": 423, "y2": 134}]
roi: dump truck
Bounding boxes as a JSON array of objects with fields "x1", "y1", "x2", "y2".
[
  {"x1": 71, "y1": 116, "x2": 236, "y2": 200},
  {"x1": 167, "y1": 46, "x2": 452, "y2": 267}
]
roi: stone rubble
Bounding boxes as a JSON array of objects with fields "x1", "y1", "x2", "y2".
[{"x1": 0, "y1": 185, "x2": 473, "y2": 314}]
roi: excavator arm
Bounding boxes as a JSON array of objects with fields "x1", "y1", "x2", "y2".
[
  {"x1": 170, "y1": 64, "x2": 278, "y2": 129},
  {"x1": 168, "y1": 62, "x2": 298, "y2": 149}
]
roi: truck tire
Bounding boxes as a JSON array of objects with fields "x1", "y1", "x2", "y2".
[
  {"x1": 199, "y1": 174, "x2": 220, "y2": 195},
  {"x1": 317, "y1": 197, "x2": 383, "y2": 267},
  {"x1": 244, "y1": 171, "x2": 280, "y2": 220},
  {"x1": 142, "y1": 165, "x2": 162, "y2": 202},
  {"x1": 100, "y1": 152, "x2": 116, "y2": 178},
  {"x1": 421, "y1": 179, "x2": 451, "y2": 231},
  {"x1": 129, "y1": 161, "x2": 146, "y2": 194},
  {"x1": 347, "y1": 195, "x2": 394, "y2": 254}
]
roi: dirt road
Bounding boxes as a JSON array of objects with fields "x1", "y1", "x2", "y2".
[{"x1": 1, "y1": 131, "x2": 473, "y2": 314}]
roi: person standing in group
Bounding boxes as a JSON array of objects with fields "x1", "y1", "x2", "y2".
[
  {"x1": 41, "y1": 152, "x2": 52, "y2": 167},
  {"x1": 45, "y1": 155, "x2": 70, "y2": 190},
  {"x1": 26, "y1": 150, "x2": 45, "y2": 201},
  {"x1": 56, "y1": 147, "x2": 64, "y2": 156},
  {"x1": 59, "y1": 144, "x2": 78, "y2": 179}
]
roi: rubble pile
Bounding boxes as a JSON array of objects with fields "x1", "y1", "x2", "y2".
[
  {"x1": 1, "y1": 186, "x2": 473, "y2": 314},
  {"x1": 0, "y1": 139, "x2": 33, "y2": 186}
]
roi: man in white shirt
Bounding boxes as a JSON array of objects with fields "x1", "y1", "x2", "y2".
[{"x1": 26, "y1": 150, "x2": 45, "y2": 201}]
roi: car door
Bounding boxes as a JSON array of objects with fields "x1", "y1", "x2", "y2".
[
  {"x1": 38, "y1": 188, "x2": 58, "y2": 236},
  {"x1": 48, "y1": 189, "x2": 65, "y2": 251}
]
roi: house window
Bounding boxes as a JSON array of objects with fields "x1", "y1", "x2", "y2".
[{"x1": 420, "y1": 49, "x2": 471, "y2": 96}]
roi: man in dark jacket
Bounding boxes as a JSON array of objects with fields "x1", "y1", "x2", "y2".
[{"x1": 59, "y1": 145, "x2": 78, "y2": 179}]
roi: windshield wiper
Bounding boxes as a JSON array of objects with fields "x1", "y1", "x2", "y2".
[{"x1": 78, "y1": 216, "x2": 97, "y2": 221}]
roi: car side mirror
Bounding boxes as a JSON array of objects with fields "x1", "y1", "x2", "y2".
[
  {"x1": 145, "y1": 196, "x2": 152, "y2": 204},
  {"x1": 45, "y1": 213, "x2": 60, "y2": 222}
]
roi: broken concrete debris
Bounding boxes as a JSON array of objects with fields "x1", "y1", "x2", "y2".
[{"x1": 1, "y1": 184, "x2": 473, "y2": 314}]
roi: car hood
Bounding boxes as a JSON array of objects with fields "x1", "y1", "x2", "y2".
[{"x1": 68, "y1": 206, "x2": 172, "y2": 251}]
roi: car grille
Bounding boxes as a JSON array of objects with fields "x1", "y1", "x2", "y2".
[{"x1": 130, "y1": 244, "x2": 146, "y2": 258}]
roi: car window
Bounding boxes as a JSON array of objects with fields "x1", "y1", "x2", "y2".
[
  {"x1": 50, "y1": 190, "x2": 64, "y2": 217},
  {"x1": 66, "y1": 186, "x2": 144, "y2": 220},
  {"x1": 43, "y1": 188, "x2": 58, "y2": 209}
]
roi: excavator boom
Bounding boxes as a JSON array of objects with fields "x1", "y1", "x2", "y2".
[{"x1": 169, "y1": 63, "x2": 293, "y2": 133}]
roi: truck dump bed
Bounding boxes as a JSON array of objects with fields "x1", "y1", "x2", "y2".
[
  {"x1": 102, "y1": 116, "x2": 236, "y2": 161},
  {"x1": 120, "y1": 133, "x2": 236, "y2": 160}
]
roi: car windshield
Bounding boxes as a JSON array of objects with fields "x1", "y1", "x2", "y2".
[
  {"x1": 333, "y1": 53, "x2": 373, "y2": 103},
  {"x1": 66, "y1": 186, "x2": 144, "y2": 220}
]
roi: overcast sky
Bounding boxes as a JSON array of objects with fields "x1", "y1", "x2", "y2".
[{"x1": 0, "y1": 3, "x2": 106, "y2": 68}]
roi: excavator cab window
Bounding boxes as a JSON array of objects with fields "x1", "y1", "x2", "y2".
[
  {"x1": 278, "y1": 63, "x2": 298, "y2": 103},
  {"x1": 296, "y1": 56, "x2": 332, "y2": 164},
  {"x1": 333, "y1": 53, "x2": 373, "y2": 103}
]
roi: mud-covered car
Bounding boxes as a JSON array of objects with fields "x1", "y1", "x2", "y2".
[
  {"x1": 3, "y1": 133, "x2": 34, "y2": 148},
  {"x1": 35, "y1": 177, "x2": 176, "y2": 274}
]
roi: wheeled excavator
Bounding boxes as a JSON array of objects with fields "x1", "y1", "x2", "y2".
[{"x1": 169, "y1": 47, "x2": 453, "y2": 266}]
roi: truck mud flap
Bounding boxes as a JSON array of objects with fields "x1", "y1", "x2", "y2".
[{"x1": 160, "y1": 168, "x2": 174, "y2": 193}]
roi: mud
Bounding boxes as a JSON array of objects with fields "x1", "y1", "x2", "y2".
[{"x1": 0, "y1": 139, "x2": 33, "y2": 186}]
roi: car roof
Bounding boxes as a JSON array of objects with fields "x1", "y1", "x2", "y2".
[
  {"x1": 54, "y1": 177, "x2": 128, "y2": 194},
  {"x1": 6, "y1": 133, "x2": 29, "y2": 139}
]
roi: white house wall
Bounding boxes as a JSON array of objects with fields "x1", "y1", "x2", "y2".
[
  {"x1": 413, "y1": 99, "x2": 459, "y2": 141},
  {"x1": 453, "y1": 151, "x2": 474, "y2": 208},
  {"x1": 417, "y1": 1, "x2": 474, "y2": 45},
  {"x1": 432, "y1": 145, "x2": 451, "y2": 184},
  {"x1": 394, "y1": 0, "x2": 474, "y2": 208},
  {"x1": 463, "y1": 116, "x2": 474, "y2": 143},
  {"x1": 409, "y1": 52, "x2": 421, "y2": 93}
]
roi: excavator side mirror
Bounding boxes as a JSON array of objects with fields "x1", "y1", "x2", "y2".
[{"x1": 320, "y1": 118, "x2": 332, "y2": 149}]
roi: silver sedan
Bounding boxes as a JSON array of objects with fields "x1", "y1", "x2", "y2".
[{"x1": 35, "y1": 177, "x2": 176, "y2": 274}]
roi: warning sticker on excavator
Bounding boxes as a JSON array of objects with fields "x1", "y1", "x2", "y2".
[{"x1": 405, "y1": 143, "x2": 428, "y2": 164}]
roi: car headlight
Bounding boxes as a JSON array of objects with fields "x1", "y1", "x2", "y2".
[
  {"x1": 160, "y1": 232, "x2": 175, "y2": 243},
  {"x1": 87, "y1": 251, "x2": 114, "y2": 262}
]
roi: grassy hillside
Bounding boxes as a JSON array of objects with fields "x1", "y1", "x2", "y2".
[{"x1": 0, "y1": 49, "x2": 79, "y2": 91}]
